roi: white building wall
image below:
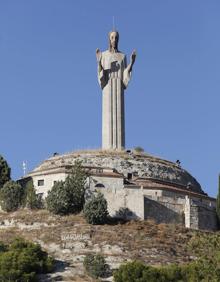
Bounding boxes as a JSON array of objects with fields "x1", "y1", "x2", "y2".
[
  {"x1": 29, "y1": 171, "x2": 217, "y2": 230},
  {"x1": 95, "y1": 187, "x2": 145, "y2": 219},
  {"x1": 33, "y1": 173, "x2": 67, "y2": 198},
  {"x1": 90, "y1": 176, "x2": 124, "y2": 190}
]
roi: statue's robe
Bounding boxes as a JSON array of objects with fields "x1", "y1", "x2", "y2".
[{"x1": 98, "y1": 50, "x2": 131, "y2": 150}]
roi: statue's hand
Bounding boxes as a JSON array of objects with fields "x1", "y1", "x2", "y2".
[
  {"x1": 130, "y1": 49, "x2": 136, "y2": 65},
  {"x1": 96, "y1": 48, "x2": 102, "y2": 63}
]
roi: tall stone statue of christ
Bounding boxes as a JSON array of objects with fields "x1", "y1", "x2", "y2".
[{"x1": 96, "y1": 31, "x2": 136, "y2": 150}]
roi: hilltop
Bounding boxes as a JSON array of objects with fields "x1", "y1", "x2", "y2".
[{"x1": 0, "y1": 209, "x2": 218, "y2": 281}]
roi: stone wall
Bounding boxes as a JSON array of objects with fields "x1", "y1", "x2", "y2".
[
  {"x1": 97, "y1": 186, "x2": 217, "y2": 231},
  {"x1": 142, "y1": 189, "x2": 185, "y2": 224},
  {"x1": 95, "y1": 187, "x2": 186, "y2": 223},
  {"x1": 197, "y1": 206, "x2": 218, "y2": 230},
  {"x1": 184, "y1": 197, "x2": 218, "y2": 230},
  {"x1": 96, "y1": 187, "x2": 145, "y2": 219},
  {"x1": 144, "y1": 197, "x2": 184, "y2": 224}
]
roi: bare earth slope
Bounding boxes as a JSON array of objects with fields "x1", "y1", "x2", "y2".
[{"x1": 0, "y1": 209, "x2": 216, "y2": 281}]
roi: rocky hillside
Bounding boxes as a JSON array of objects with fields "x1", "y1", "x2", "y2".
[{"x1": 0, "y1": 209, "x2": 217, "y2": 281}]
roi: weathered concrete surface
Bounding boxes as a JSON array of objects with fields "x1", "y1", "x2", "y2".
[
  {"x1": 30, "y1": 150, "x2": 204, "y2": 194},
  {"x1": 185, "y1": 200, "x2": 218, "y2": 230},
  {"x1": 96, "y1": 31, "x2": 136, "y2": 150}
]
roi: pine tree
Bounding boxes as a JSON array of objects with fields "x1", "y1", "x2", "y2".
[
  {"x1": 46, "y1": 181, "x2": 69, "y2": 214},
  {"x1": 46, "y1": 160, "x2": 87, "y2": 215},
  {"x1": 0, "y1": 181, "x2": 23, "y2": 212},
  {"x1": 84, "y1": 193, "x2": 109, "y2": 224},
  {"x1": 65, "y1": 160, "x2": 87, "y2": 213},
  {"x1": 0, "y1": 155, "x2": 11, "y2": 188},
  {"x1": 25, "y1": 179, "x2": 42, "y2": 209},
  {"x1": 216, "y1": 174, "x2": 220, "y2": 225}
]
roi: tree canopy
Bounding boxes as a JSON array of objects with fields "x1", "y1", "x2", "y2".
[
  {"x1": 84, "y1": 193, "x2": 108, "y2": 224},
  {"x1": 0, "y1": 181, "x2": 23, "y2": 212},
  {"x1": 0, "y1": 155, "x2": 10, "y2": 188},
  {"x1": 46, "y1": 160, "x2": 87, "y2": 215}
]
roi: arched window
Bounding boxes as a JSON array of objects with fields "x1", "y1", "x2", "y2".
[{"x1": 95, "y1": 183, "x2": 105, "y2": 188}]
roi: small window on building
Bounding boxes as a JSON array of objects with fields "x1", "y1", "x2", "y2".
[
  {"x1": 38, "y1": 179, "x2": 44, "y2": 186},
  {"x1": 155, "y1": 192, "x2": 157, "y2": 196},
  {"x1": 127, "y1": 173, "x2": 132, "y2": 180},
  {"x1": 95, "y1": 183, "x2": 105, "y2": 188}
]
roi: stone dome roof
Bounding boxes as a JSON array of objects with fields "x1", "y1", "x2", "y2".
[{"x1": 31, "y1": 149, "x2": 205, "y2": 195}]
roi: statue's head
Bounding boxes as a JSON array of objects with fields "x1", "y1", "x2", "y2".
[{"x1": 108, "y1": 31, "x2": 119, "y2": 52}]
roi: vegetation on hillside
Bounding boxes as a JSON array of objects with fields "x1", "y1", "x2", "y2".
[
  {"x1": 133, "y1": 146, "x2": 145, "y2": 153},
  {"x1": 0, "y1": 155, "x2": 44, "y2": 212},
  {"x1": 84, "y1": 192, "x2": 109, "y2": 224},
  {"x1": 0, "y1": 155, "x2": 11, "y2": 188},
  {"x1": 0, "y1": 237, "x2": 54, "y2": 281},
  {"x1": 0, "y1": 180, "x2": 23, "y2": 212},
  {"x1": 46, "y1": 181, "x2": 68, "y2": 214},
  {"x1": 0, "y1": 208, "x2": 217, "y2": 281},
  {"x1": 24, "y1": 179, "x2": 43, "y2": 209},
  {"x1": 46, "y1": 160, "x2": 87, "y2": 215},
  {"x1": 83, "y1": 253, "x2": 108, "y2": 279},
  {"x1": 114, "y1": 232, "x2": 220, "y2": 282}
]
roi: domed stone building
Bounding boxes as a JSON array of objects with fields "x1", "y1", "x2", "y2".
[{"x1": 24, "y1": 149, "x2": 217, "y2": 231}]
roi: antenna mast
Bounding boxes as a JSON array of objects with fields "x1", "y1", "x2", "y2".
[
  {"x1": 113, "y1": 16, "x2": 115, "y2": 31},
  {"x1": 22, "y1": 161, "x2": 27, "y2": 176}
]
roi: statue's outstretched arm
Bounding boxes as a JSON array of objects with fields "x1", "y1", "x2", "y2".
[
  {"x1": 123, "y1": 50, "x2": 136, "y2": 89},
  {"x1": 127, "y1": 50, "x2": 136, "y2": 73}
]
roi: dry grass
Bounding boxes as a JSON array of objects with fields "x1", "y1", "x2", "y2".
[
  {"x1": 64, "y1": 275, "x2": 96, "y2": 282},
  {"x1": 0, "y1": 208, "x2": 213, "y2": 279}
]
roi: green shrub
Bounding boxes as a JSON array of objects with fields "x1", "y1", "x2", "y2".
[
  {"x1": 83, "y1": 253, "x2": 107, "y2": 278},
  {"x1": 157, "y1": 264, "x2": 184, "y2": 282},
  {"x1": 0, "y1": 238, "x2": 54, "y2": 281},
  {"x1": 0, "y1": 155, "x2": 10, "y2": 188},
  {"x1": 114, "y1": 261, "x2": 190, "y2": 282},
  {"x1": 46, "y1": 160, "x2": 87, "y2": 215},
  {"x1": 133, "y1": 146, "x2": 144, "y2": 153},
  {"x1": 24, "y1": 180, "x2": 43, "y2": 209},
  {"x1": 187, "y1": 233, "x2": 220, "y2": 281},
  {"x1": 0, "y1": 180, "x2": 23, "y2": 212},
  {"x1": 114, "y1": 236, "x2": 220, "y2": 282},
  {"x1": 84, "y1": 193, "x2": 108, "y2": 224},
  {"x1": 46, "y1": 181, "x2": 70, "y2": 215},
  {"x1": 114, "y1": 261, "x2": 150, "y2": 282},
  {"x1": 64, "y1": 160, "x2": 87, "y2": 213}
]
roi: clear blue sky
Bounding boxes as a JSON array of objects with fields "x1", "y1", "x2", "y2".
[{"x1": 0, "y1": 1, "x2": 219, "y2": 197}]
